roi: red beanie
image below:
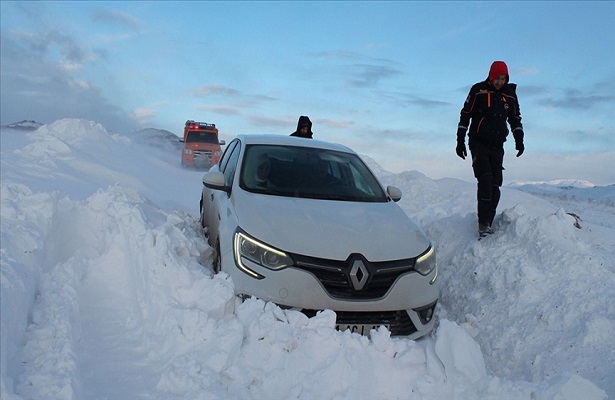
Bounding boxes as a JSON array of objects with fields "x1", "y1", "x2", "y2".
[{"x1": 488, "y1": 61, "x2": 509, "y2": 83}]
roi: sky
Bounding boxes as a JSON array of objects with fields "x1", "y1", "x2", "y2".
[
  {"x1": 1, "y1": 1, "x2": 614, "y2": 185},
  {"x1": 1, "y1": 119, "x2": 613, "y2": 399}
]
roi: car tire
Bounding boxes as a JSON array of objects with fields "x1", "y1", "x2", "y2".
[
  {"x1": 199, "y1": 197, "x2": 205, "y2": 229},
  {"x1": 213, "y1": 240, "x2": 222, "y2": 274}
]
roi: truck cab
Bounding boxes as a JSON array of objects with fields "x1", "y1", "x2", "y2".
[{"x1": 180, "y1": 120, "x2": 225, "y2": 168}]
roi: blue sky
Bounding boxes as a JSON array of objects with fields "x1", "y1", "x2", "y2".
[{"x1": 2, "y1": 1, "x2": 614, "y2": 185}]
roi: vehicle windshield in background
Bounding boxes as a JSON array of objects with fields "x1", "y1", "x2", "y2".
[
  {"x1": 239, "y1": 144, "x2": 388, "y2": 202},
  {"x1": 186, "y1": 131, "x2": 219, "y2": 144}
]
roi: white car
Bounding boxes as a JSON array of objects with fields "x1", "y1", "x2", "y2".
[{"x1": 200, "y1": 134, "x2": 438, "y2": 339}]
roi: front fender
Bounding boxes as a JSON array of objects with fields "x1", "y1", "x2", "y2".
[{"x1": 216, "y1": 201, "x2": 239, "y2": 274}]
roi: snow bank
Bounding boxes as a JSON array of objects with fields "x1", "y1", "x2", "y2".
[{"x1": 1, "y1": 119, "x2": 612, "y2": 399}]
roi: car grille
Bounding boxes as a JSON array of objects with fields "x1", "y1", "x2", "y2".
[
  {"x1": 194, "y1": 150, "x2": 213, "y2": 166},
  {"x1": 194, "y1": 149, "x2": 213, "y2": 157},
  {"x1": 293, "y1": 253, "x2": 415, "y2": 300},
  {"x1": 303, "y1": 309, "x2": 418, "y2": 336}
]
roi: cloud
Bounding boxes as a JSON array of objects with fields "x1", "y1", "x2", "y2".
[
  {"x1": 132, "y1": 107, "x2": 159, "y2": 120},
  {"x1": 369, "y1": 90, "x2": 451, "y2": 111},
  {"x1": 191, "y1": 87, "x2": 278, "y2": 115},
  {"x1": 519, "y1": 85, "x2": 549, "y2": 96},
  {"x1": 251, "y1": 94, "x2": 278, "y2": 103},
  {"x1": 399, "y1": 93, "x2": 450, "y2": 108},
  {"x1": 353, "y1": 124, "x2": 433, "y2": 143},
  {"x1": 196, "y1": 105, "x2": 243, "y2": 116},
  {"x1": 544, "y1": 88, "x2": 615, "y2": 110},
  {"x1": 247, "y1": 115, "x2": 295, "y2": 128},
  {"x1": 531, "y1": 125, "x2": 615, "y2": 153},
  {"x1": 92, "y1": 8, "x2": 141, "y2": 30},
  {"x1": 9, "y1": 28, "x2": 96, "y2": 71},
  {"x1": 0, "y1": 29, "x2": 136, "y2": 132},
  {"x1": 514, "y1": 65, "x2": 540, "y2": 77},
  {"x1": 344, "y1": 64, "x2": 403, "y2": 88},
  {"x1": 190, "y1": 84, "x2": 241, "y2": 97},
  {"x1": 313, "y1": 50, "x2": 362, "y2": 60},
  {"x1": 131, "y1": 101, "x2": 170, "y2": 123},
  {"x1": 315, "y1": 118, "x2": 354, "y2": 130},
  {"x1": 312, "y1": 50, "x2": 398, "y2": 66},
  {"x1": 312, "y1": 50, "x2": 403, "y2": 88},
  {"x1": 515, "y1": 79, "x2": 615, "y2": 111}
]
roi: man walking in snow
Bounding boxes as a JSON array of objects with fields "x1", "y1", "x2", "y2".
[{"x1": 456, "y1": 60, "x2": 525, "y2": 238}]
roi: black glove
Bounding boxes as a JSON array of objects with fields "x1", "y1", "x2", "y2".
[
  {"x1": 513, "y1": 130, "x2": 524, "y2": 157},
  {"x1": 456, "y1": 127, "x2": 467, "y2": 159},
  {"x1": 515, "y1": 141, "x2": 524, "y2": 157},
  {"x1": 456, "y1": 140, "x2": 467, "y2": 160}
]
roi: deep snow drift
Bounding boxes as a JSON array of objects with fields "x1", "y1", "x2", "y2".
[{"x1": 1, "y1": 119, "x2": 613, "y2": 399}]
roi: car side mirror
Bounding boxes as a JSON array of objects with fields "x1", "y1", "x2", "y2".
[
  {"x1": 386, "y1": 185, "x2": 402, "y2": 202},
  {"x1": 219, "y1": 140, "x2": 226, "y2": 146},
  {"x1": 202, "y1": 171, "x2": 230, "y2": 193}
]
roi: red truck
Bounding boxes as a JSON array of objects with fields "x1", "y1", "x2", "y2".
[{"x1": 180, "y1": 120, "x2": 225, "y2": 168}]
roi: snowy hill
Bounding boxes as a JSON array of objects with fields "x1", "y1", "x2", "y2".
[
  {"x1": 1, "y1": 119, "x2": 613, "y2": 400},
  {"x1": 126, "y1": 127, "x2": 184, "y2": 154}
]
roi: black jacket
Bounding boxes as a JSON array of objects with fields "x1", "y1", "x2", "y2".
[
  {"x1": 458, "y1": 80, "x2": 523, "y2": 147},
  {"x1": 290, "y1": 115, "x2": 313, "y2": 138}
]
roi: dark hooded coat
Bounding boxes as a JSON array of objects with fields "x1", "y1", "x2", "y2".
[
  {"x1": 290, "y1": 116, "x2": 313, "y2": 138},
  {"x1": 457, "y1": 61, "x2": 523, "y2": 147}
]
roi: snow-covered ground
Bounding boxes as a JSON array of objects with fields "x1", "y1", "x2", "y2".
[{"x1": 1, "y1": 119, "x2": 613, "y2": 400}]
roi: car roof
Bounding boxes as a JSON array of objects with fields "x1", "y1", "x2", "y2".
[{"x1": 234, "y1": 134, "x2": 356, "y2": 154}]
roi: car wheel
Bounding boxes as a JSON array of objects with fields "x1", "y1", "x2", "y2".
[
  {"x1": 213, "y1": 240, "x2": 222, "y2": 274},
  {"x1": 199, "y1": 197, "x2": 205, "y2": 228}
]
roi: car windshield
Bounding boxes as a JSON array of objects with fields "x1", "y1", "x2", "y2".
[
  {"x1": 239, "y1": 144, "x2": 388, "y2": 202},
  {"x1": 186, "y1": 131, "x2": 218, "y2": 144}
]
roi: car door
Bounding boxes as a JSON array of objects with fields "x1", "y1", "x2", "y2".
[
  {"x1": 207, "y1": 139, "x2": 241, "y2": 247},
  {"x1": 203, "y1": 139, "x2": 237, "y2": 236}
]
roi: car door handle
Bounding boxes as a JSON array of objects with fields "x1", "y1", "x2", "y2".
[{"x1": 210, "y1": 193, "x2": 214, "y2": 201}]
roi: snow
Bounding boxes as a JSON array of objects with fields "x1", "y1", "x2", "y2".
[{"x1": 1, "y1": 118, "x2": 613, "y2": 400}]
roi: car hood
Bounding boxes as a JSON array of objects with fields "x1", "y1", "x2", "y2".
[{"x1": 235, "y1": 191, "x2": 431, "y2": 261}]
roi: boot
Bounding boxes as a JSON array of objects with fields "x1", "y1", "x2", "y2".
[{"x1": 479, "y1": 223, "x2": 494, "y2": 238}]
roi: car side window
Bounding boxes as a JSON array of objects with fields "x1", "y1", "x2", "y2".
[
  {"x1": 218, "y1": 139, "x2": 238, "y2": 173},
  {"x1": 223, "y1": 140, "x2": 241, "y2": 187}
]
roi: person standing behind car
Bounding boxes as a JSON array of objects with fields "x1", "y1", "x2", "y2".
[
  {"x1": 455, "y1": 60, "x2": 525, "y2": 238},
  {"x1": 290, "y1": 115, "x2": 313, "y2": 138}
]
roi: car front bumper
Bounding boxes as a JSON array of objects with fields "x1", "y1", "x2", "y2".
[{"x1": 221, "y1": 247, "x2": 439, "y2": 339}]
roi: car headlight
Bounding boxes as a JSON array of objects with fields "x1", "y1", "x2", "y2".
[
  {"x1": 415, "y1": 246, "x2": 436, "y2": 276},
  {"x1": 234, "y1": 231, "x2": 294, "y2": 278}
]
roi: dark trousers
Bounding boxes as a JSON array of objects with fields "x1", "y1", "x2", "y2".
[{"x1": 470, "y1": 142, "x2": 504, "y2": 227}]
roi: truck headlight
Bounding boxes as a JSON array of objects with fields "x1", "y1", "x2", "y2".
[
  {"x1": 184, "y1": 149, "x2": 193, "y2": 155},
  {"x1": 234, "y1": 231, "x2": 294, "y2": 278},
  {"x1": 415, "y1": 246, "x2": 436, "y2": 276}
]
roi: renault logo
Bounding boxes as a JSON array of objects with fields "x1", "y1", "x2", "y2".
[{"x1": 349, "y1": 259, "x2": 369, "y2": 290}]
